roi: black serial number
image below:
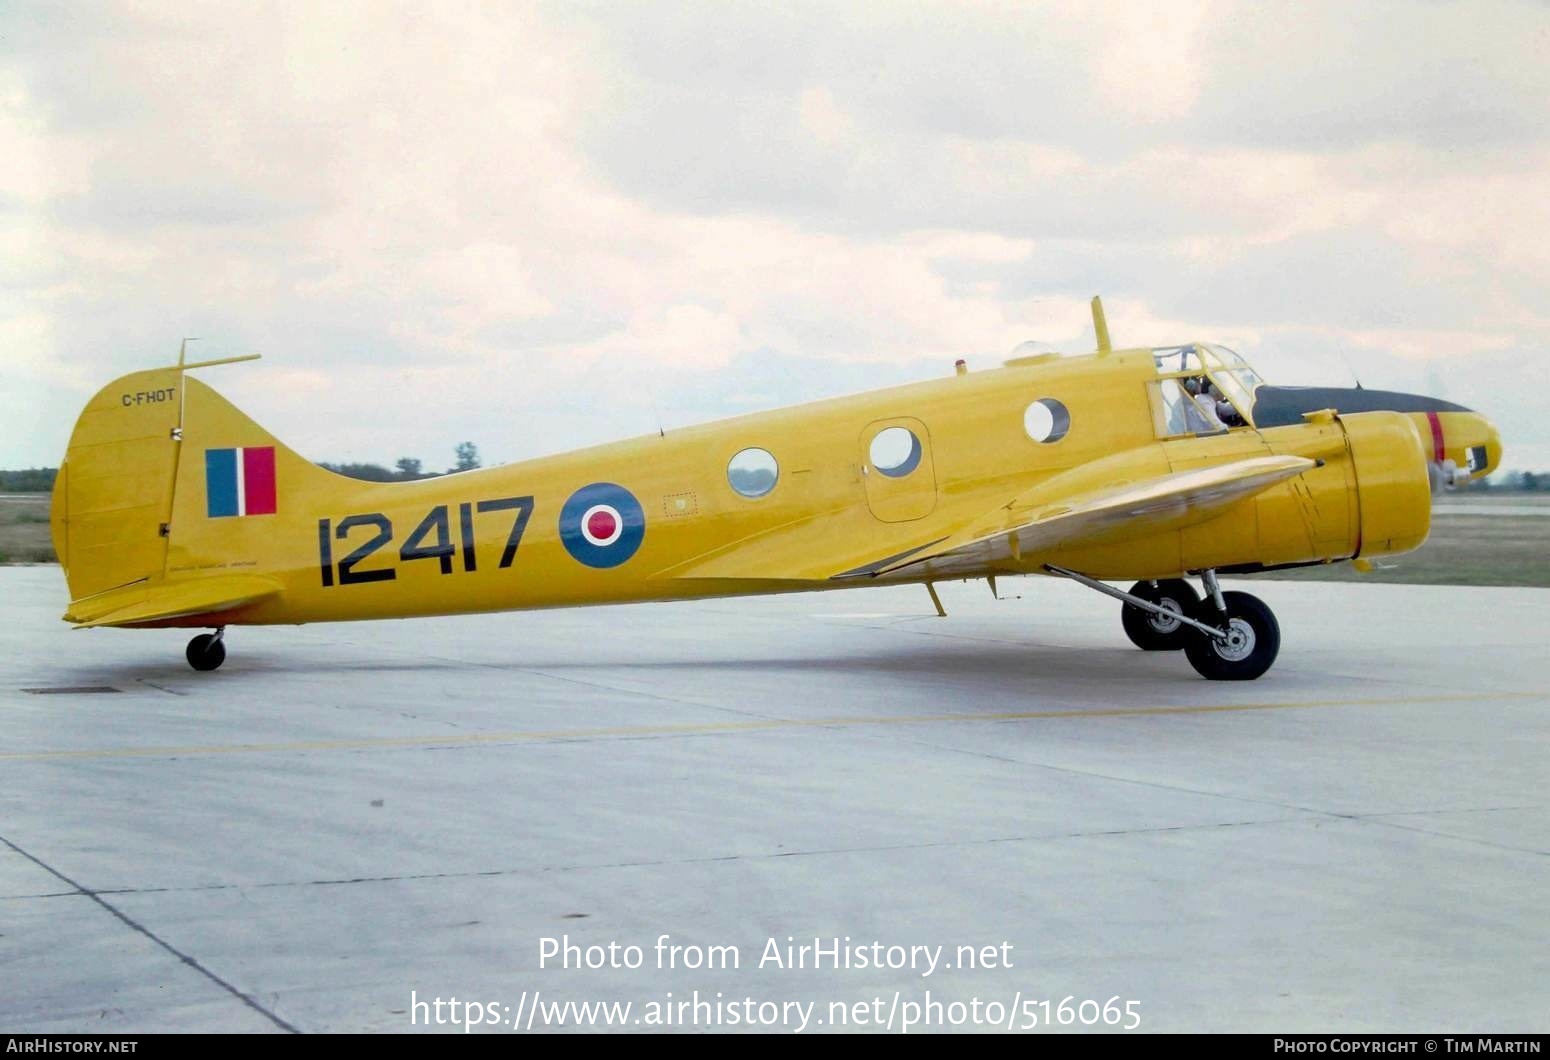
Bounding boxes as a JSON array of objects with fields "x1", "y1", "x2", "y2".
[{"x1": 317, "y1": 497, "x2": 533, "y2": 587}]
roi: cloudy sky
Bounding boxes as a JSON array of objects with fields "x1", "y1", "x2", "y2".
[{"x1": 4, "y1": 0, "x2": 1548, "y2": 472}]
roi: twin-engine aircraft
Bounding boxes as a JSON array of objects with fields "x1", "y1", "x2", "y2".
[{"x1": 52, "y1": 299, "x2": 1499, "y2": 680}]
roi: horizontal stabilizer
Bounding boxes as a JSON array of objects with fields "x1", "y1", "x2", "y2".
[{"x1": 66, "y1": 574, "x2": 281, "y2": 628}]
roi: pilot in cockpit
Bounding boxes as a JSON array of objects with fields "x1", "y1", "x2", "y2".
[
  {"x1": 1209, "y1": 383, "x2": 1245, "y2": 427},
  {"x1": 1182, "y1": 375, "x2": 1244, "y2": 429},
  {"x1": 1181, "y1": 376, "x2": 1225, "y2": 430}
]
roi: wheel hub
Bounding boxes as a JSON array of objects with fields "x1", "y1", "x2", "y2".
[
  {"x1": 1213, "y1": 617, "x2": 1256, "y2": 662},
  {"x1": 1147, "y1": 598, "x2": 1184, "y2": 634}
]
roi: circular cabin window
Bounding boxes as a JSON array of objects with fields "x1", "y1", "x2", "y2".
[
  {"x1": 727, "y1": 447, "x2": 779, "y2": 498},
  {"x1": 870, "y1": 426, "x2": 922, "y2": 478},
  {"x1": 1024, "y1": 398, "x2": 1071, "y2": 444}
]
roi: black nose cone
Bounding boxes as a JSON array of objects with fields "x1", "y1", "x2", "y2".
[{"x1": 1251, "y1": 386, "x2": 1471, "y2": 428}]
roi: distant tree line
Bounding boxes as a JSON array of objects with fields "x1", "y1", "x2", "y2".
[
  {"x1": 316, "y1": 459, "x2": 435, "y2": 483},
  {"x1": 0, "y1": 444, "x2": 483, "y2": 491},
  {"x1": 317, "y1": 442, "x2": 482, "y2": 482},
  {"x1": 1471, "y1": 471, "x2": 1544, "y2": 491},
  {"x1": 0, "y1": 468, "x2": 57, "y2": 491}
]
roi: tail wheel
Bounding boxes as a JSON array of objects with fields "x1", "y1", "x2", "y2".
[
  {"x1": 186, "y1": 633, "x2": 226, "y2": 672},
  {"x1": 1121, "y1": 579, "x2": 1200, "y2": 651},
  {"x1": 1184, "y1": 591, "x2": 1280, "y2": 681}
]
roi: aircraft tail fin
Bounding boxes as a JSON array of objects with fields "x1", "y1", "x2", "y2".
[
  {"x1": 52, "y1": 366, "x2": 186, "y2": 603},
  {"x1": 54, "y1": 356, "x2": 335, "y2": 626}
]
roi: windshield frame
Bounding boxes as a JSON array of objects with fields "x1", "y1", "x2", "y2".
[{"x1": 1151, "y1": 343, "x2": 1264, "y2": 430}]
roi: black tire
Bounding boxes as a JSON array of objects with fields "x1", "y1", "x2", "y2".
[
  {"x1": 1184, "y1": 591, "x2": 1279, "y2": 681},
  {"x1": 186, "y1": 633, "x2": 226, "y2": 672},
  {"x1": 1121, "y1": 579, "x2": 1200, "y2": 651}
]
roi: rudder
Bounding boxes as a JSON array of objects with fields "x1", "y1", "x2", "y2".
[{"x1": 53, "y1": 369, "x2": 183, "y2": 601}]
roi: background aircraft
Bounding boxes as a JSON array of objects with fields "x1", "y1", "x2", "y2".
[{"x1": 51, "y1": 299, "x2": 1500, "y2": 680}]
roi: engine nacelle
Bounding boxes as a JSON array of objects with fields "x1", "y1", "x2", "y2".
[{"x1": 1342, "y1": 411, "x2": 1432, "y2": 559}]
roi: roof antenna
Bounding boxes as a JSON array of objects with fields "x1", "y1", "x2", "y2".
[
  {"x1": 1090, "y1": 296, "x2": 1112, "y2": 354},
  {"x1": 1339, "y1": 353, "x2": 1364, "y2": 390},
  {"x1": 168, "y1": 339, "x2": 259, "y2": 372}
]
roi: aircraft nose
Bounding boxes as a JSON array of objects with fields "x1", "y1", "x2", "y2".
[
  {"x1": 1417, "y1": 408, "x2": 1501, "y2": 485},
  {"x1": 1478, "y1": 416, "x2": 1504, "y2": 478},
  {"x1": 1452, "y1": 410, "x2": 1503, "y2": 480}
]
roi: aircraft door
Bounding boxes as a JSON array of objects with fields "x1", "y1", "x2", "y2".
[{"x1": 860, "y1": 417, "x2": 938, "y2": 522}]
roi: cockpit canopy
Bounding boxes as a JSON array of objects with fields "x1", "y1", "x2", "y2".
[{"x1": 1151, "y1": 343, "x2": 1265, "y2": 437}]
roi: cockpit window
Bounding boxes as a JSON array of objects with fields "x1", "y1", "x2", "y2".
[
  {"x1": 1156, "y1": 378, "x2": 1224, "y2": 435},
  {"x1": 1153, "y1": 345, "x2": 1211, "y2": 375},
  {"x1": 1151, "y1": 342, "x2": 1264, "y2": 432},
  {"x1": 1203, "y1": 344, "x2": 1263, "y2": 416}
]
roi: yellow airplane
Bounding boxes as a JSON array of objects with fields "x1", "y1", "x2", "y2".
[{"x1": 50, "y1": 299, "x2": 1500, "y2": 681}]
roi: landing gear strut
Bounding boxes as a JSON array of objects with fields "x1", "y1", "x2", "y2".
[
  {"x1": 1046, "y1": 565, "x2": 1281, "y2": 681},
  {"x1": 186, "y1": 627, "x2": 226, "y2": 672}
]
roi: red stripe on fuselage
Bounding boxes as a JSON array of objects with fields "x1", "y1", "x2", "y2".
[{"x1": 1425, "y1": 411, "x2": 1445, "y2": 463}]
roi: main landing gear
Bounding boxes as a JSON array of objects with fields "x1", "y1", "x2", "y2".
[
  {"x1": 1046, "y1": 566, "x2": 1281, "y2": 681},
  {"x1": 185, "y1": 627, "x2": 227, "y2": 672},
  {"x1": 1118, "y1": 578, "x2": 1199, "y2": 651}
]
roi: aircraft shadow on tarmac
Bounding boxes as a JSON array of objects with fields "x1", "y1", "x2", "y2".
[{"x1": 63, "y1": 638, "x2": 1303, "y2": 691}]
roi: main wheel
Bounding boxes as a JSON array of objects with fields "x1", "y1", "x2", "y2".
[
  {"x1": 186, "y1": 633, "x2": 226, "y2": 672},
  {"x1": 1184, "y1": 591, "x2": 1279, "y2": 681},
  {"x1": 1121, "y1": 579, "x2": 1201, "y2": 651}
]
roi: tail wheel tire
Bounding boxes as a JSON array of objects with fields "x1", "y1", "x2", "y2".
[
  {"x1": 1184, "y1": 591, "x2": 1280, "y2": 681},
  {"x1": 186, "y1": 633, "x2": 226, "y2": 672},
  {"x1": 1121, "y1": 579, "x2": 1201, "y2": 651}
]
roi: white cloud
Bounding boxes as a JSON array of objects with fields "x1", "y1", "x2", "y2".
[
  {"x1": 797, "y1": 86, "x2": 853, "y2": 146},
  {"x1": 1092, "y1": 0, "x2": 1215, "y2": 122},
  {"x1": 2, "y1": 0, "x2": 1547, "y2": 474},
  {"x1": 1338, "y1": 328, "x2": 1517, "y2": 363},
  {"x1": 567, "y1": 303, "x2": 747, "y2": 372}
]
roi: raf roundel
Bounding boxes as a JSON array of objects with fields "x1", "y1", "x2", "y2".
[
  {"x1": 559, "y1": 483, "x2": 645, "y2": 568},
  {"x1": 581, "y1": 505, "x2": 623, "y2": 547}
]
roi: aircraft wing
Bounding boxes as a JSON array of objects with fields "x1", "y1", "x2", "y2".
[
  {"x1": 663, "y1": 453, "x2": 1315, "y2": 586},
  {"x1": 846, "y1": 454, "x2": 1316, "y2": 580},
  {"x1": 64, "y1": 574, "x2": 282, "y2": 628}
]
